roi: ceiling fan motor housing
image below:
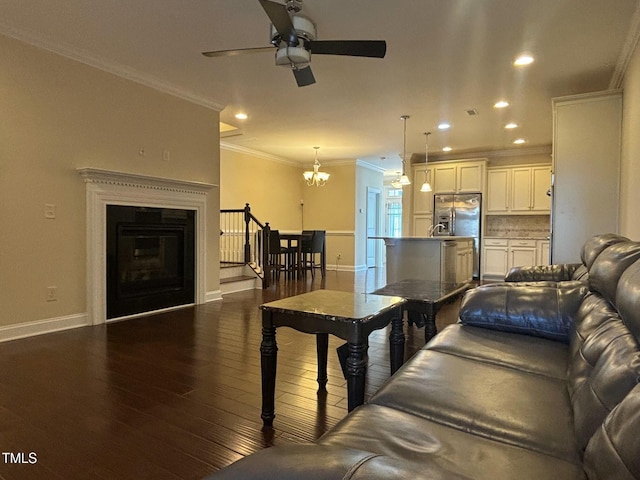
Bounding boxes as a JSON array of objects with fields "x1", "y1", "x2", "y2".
[{"x1": 271, "y1": 14, "x2": 315, "y2": 67}]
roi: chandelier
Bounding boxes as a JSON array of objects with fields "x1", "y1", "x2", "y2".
[
  {"x1": 303, "y1": 146, "x2": 330, "y2": 186},
  {"x1": 421, "y1": 131, "x2": 432, "y2": 192},
  {"x1": 395, "y1": 115, "x2": 411, "y2": 187}
]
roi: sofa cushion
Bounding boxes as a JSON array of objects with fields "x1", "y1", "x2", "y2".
[
  {"x1": 584, "y1": 383, "x2": 640, "y2": 480},
  {"x1": 458, "y1": 282, "x2": 588, "y2": 343},
  {"x1": 368, "y1": 348, "x2": 579, "y2": 462},
  {"x1": 616, "y1": 258, "x2": 640, "y2": 343},
  {"x1": 588, "y1": 241, "x2": 640, "y2": 306},
  {"x1": 504, "y1": 264, "x2": 581, "y2": 282},
  {"x1": 202, "y1": 444, "x2": 474, "y2": 480},
  {"x1": 319, "y1": 405, "x2": 585, "y2": 480},
  {"x1": 426, "y1": 324, "x2": 569, "y2": 379},
  {"x1": 568, "y1": 318, "x2": 640, "y2": 451}
]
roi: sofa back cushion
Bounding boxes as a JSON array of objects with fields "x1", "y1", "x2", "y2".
[
  {"x1": 569, "y1": 317, "x2": 640, "y2": 451},
  {"x1": 580, "y1": 233, "x2": 630, "y2": 270},
  {"x1": 588, "y1": 242, "x2": 640, "y2": 304},
  {"x1": 584, "y1": 383, "x2": 640, "y2": 480},
  {"x1": 616, "y1": 258, "x2": 640, "y2": 344}
]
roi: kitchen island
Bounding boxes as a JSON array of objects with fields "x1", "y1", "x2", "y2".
[{"x1": 371, "y1": 236, "x2": 475, "y2": 284}]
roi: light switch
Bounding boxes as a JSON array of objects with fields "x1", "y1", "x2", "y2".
[{"x1": 44, "y1": 204, "x2": 56, "y2": 219}]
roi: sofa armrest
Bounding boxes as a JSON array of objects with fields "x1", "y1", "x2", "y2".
[
  {"x1": 459, "y1": 282, "x2": 588, "y2": 343},
  {"x1": 504, "y1": 263, "x2": 582, "y2": 282}
]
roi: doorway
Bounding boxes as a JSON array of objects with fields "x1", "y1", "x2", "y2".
[{"x1": 366, "y1": 187, "x2": 381, "y2": 268}]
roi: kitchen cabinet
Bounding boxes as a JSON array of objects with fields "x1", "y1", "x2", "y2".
[
  {"x1": 537, "y1": 240, "x2": 550, "y2": 265},
  {"x1": 482, "y1": 238, "x2": 548, "y2": 279},
  {"x1": 376, "y1": 236, "x2": 474, "y2": 284},
  {"x1": 486, "y1": 164, "x2": 551, "y2": 214},
  {"x1": 454, "y1": 239, "x2": 474, "y2": 283},
  {"x1": 412, "y1": 165, "x2": 433, "y2": 214},
  {"x1": 413, "y1": 215, "x2": 432, "y2": 236},
  {"x1": 432, "y1": 160, "x2": 486, "y2": 194}
]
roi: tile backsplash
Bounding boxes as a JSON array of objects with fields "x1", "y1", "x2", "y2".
[{"x1": 485, "y1": 215, "x2": 550, "y2": 238}]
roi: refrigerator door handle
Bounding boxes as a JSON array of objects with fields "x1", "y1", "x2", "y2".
[{"x1": 451, "y1": 208, "x2": 456, "y2": 236}]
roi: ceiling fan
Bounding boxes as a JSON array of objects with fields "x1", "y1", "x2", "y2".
[{"x1": 202, "y1": 0, "x2": 387, "y2": 87}]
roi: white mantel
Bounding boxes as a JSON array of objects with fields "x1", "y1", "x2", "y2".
[{"x1": 78, "y1": 167, "x2": 216, "y2": 325}]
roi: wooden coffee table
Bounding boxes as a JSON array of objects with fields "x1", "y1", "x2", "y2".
[
  {"x1": 259, "y1": 289, "x2": 405, "y2": 427},
  {"x1": 372, "y1": 279, "x2": 472, "y2": 343}
]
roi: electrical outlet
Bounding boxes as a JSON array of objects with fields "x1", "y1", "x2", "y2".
[{"x1": 46, "y1": 286, "x2": 58, "y2": 302}]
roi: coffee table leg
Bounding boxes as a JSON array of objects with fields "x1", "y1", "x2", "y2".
[
  {"x1": 316, "y1": 333, "x2": 328, "y2": 390},
  {"x1": 389, "y1": 311, "x2": 405, "y2": 374},
  {"x1": 346, "y1": 341, "x2": 367, "y2": 412},
  {"x1": 260, "y1": 319, "x2": 278, "y2": 427}
]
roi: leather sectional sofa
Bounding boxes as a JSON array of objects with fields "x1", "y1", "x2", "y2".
[{"x1": 206, "y1": 234, "x2": 640, "y2": 480}]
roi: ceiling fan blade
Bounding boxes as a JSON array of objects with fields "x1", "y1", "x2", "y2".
[
  {"x1": 293, "y1": 66, "x2": 316, "y2": 87},
  {"x1": 202, "y1": 46, "x2": 273, "y2": 58},
  {"x1": 308, "y1": 40, "x2": 387, "y2": 58},
  {"x1": 259, "y1": 0, "x2": 297, "y2": 45}
]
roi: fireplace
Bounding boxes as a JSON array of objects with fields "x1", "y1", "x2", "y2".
[
  {"x1": 79, "y1": 167, "x2": 215, "y2": 325},
  {"x1": 106, "y1": 205, "x2": 195, "y2": 319}
]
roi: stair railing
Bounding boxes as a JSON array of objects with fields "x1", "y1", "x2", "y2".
[{"x1": 220, "y1": 203, "x2": 274, "y2": 288}]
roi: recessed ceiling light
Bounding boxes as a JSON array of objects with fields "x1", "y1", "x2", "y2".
[
  {"x1": 235, "y1": 113, "x2": 248, "y2": 120},
  {"x1": 505, "y1": 123, "x2": 518, "y2": 129},
  {"x1": 513, "y1": 138, "x2": 526, "y2": 145},
  {"x1": 442, "y1": 146, "x2": 452, "y2": 152},
  {"x1": 494, "y1": 100, "x2": 509, "y2": 109},
  {"x1": 438, "y1": 122, "x2": 451, "y2": 130},
  {"x1": 514, "y1": 54, "x2": 534, "y2": 66}
]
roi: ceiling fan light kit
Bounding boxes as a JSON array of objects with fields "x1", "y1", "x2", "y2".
[{"x1": 202, "y1": 0, "x2": 387, "y2": 87}]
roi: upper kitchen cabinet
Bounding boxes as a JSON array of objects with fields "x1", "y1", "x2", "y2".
[
  {"x1": 486, "y1": 164, "x2": 551, "y2": 215},
  {"x1": 432, "y1": 159, "x2": 486, "y2": 194},
  {"x1": 412, "y1": 165, "x2": 434, "y2": 214}
]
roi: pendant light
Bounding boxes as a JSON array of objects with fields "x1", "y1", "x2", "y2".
[
  {"x1": 420, "y1": 131, "x2": 432, "y2": 192},
  {"x1": 398, "y1": 115, "x2": 411, "y2": 186},
  {"x1": 303, "y1": 146, "x2": 330, "y2": 186}
]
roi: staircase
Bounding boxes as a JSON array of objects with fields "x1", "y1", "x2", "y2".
[
  {"x1": 220, "y1": 263, "x2": 262, "y2": 294},
  {"x1": 220, "y1": 203, "x2": 276, "y2": 294}
]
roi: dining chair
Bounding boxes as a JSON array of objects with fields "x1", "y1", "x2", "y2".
[{"x1": 301, "y1": 230, "x2": 326, "y2": 279}]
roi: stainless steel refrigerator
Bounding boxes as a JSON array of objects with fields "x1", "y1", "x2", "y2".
[{"x1": 433, "y1": 193, "x2": 482, "y2": 279}]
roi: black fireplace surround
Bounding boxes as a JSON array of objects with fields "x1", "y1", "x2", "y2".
[{"x1": 106, "y1": 205, "x2": 195, "y2": 319}]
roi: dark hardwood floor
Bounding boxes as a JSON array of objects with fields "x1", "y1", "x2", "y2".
[{"x1": 0, "y1": 268, "x2": 462, "y2": 480}]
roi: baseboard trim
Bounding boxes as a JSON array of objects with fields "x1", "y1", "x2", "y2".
[
  {"x1": 0, "y1": 313, "x2": 89, "y2": 343},
  {"x1": 206, "y1": 290, "x2": 224, "y2": 302},
  {"x1": 327, "y1": 264, "x2": 368, "y2": 272}
]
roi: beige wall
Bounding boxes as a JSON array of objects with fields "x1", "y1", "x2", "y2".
[
  {"x1": 299, "y1": 163, "x2": 357, "y2": 268},
  {"x1": 220, "y1": 152, "x2": 359, "y2": 268},
  {"x1": 0, "y1": 34, "x2": 220, "y2": 331},
  {"x1": 620, "y1": 37, "x2": 640, "y2": 239},
  {"x1": 220, "y1": 146, "x2": 303, "y2": 230}
]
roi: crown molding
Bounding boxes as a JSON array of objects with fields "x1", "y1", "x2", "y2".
[
  {"x1": 428, "y1": 145, "x2": 552, "y2": 162},
  {"x1": 220, "y1": 142, "x2": 300, "y2": 167},
  {"x1": 610, "y1": 2, "x2": 640, "y2": 89},
  {"x1": 0, "y1": 24, "x2": 226, "y2": 112},
  {"x1": 356, "y1": 159, "x2": 387, "y2": 173}
]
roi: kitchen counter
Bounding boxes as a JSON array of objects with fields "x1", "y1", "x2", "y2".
[{"x1": 370, "y1": 236, "x2": 475, "y2": 284}]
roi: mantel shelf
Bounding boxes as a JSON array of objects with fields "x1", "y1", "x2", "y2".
[{"x1": 77, "y1": 167, "x2": 217, "y2": 194}]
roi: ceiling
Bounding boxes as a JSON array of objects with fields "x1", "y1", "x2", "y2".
[{"x1": 1, "y1": 0, "x2": 638, "y2": 173}]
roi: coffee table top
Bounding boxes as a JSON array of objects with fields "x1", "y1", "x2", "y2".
[
  {"x1": 260, "y1": 289, "x2": 405, "y2": 322},
  {"x1": 372, "y1": 279, "x2": 471, "y2": 304}
]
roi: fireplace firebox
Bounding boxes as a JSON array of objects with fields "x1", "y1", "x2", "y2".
[{"x1": 106, "y1": 205, "x2": 195, "y2": 319}]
